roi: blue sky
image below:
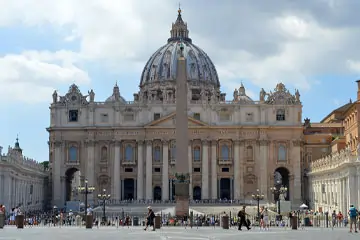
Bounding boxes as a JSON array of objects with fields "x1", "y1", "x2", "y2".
[{"x1": 0, "y1": 0, "x2": 358, "y2": 162}]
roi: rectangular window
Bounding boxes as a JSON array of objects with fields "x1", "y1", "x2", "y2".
[
  {"x1": 154, "y1": 113, "x2": 161, "y2": 120},
  {"x1": 276, "y1": 109, "x2": 286, "y2": 121},
  {"x1": 124, "y1": 114, "x2": 134, "y2": 121},
  {"x1": 124, "y1": 168, "x2": 133, "y2": 172},
  {"x1": 69, "y1": 110, "x2": 78, "y2": 122},
  {"x1": 193, "y1": 113, "x2": 200, "y2": 120},
  {"x1": 193, "y1": 168, "x2": 201, "y2": 172},
  {"x1": 101, "y1": 113, "x2": 109, "y2": 123},
  {"x1": 245, "y1": 112, "x2": 253, "y2": 122},
  {"x1": 154, "y1": 167, "x2": 161, "y2": 173},
  {"x1": 219, "y1": 113, "x2": 230, "y2": 121},
  {"x1": 222, "y1": 168, "x2": 229, "y2": 172}
]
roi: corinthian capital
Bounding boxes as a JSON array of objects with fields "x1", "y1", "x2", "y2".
[{"x1": 259, "y1": 140, "x2": 269, "y2": 146}]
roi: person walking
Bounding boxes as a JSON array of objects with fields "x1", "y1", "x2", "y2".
[
  {"x1": 348, "y1": 204, "x2": 358, "y2": 233},
  {"x1": 237, "y1": 206, "x2": 251, "y2": 231},
  {"x1": 144, "y1": 206, "x2": 155, "y2": 231}
]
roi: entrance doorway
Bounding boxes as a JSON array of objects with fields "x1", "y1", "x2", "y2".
[
  {"x1": 193, "y1": 186, "x2": 201, "y2": 200},
  {"x1": 123, "y1": 178, "x2": 135, "y2": 200},
  {"x1": 65, "y1": 168, "x2": 80, "y2": 201},
  {"x1": 274, "y1": 167, "x2": 290, "y2": 201},
  {"x1": 220, "y1": 178, "x2": 231, "y2": 200},
  {"x1": 153, "y1": 186, "x2": 162, "y2": 201}
]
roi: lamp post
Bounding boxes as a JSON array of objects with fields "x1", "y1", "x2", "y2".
[
  {"x1": 77, "y1": 179, "x2": 95, "y2": 217},
  {"x1": 270, "y1": 185, "x2": 287, "y2": 215},
  {"x1": 97, "y1": 189, "x2": 111, "y2": 223},
  {"x1": 252, "y1": 189, "x2": 264, "y2": 221}
]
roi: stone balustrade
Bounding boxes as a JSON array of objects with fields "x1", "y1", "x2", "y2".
[
  {"x1": 0, "y1": 146, "x2": 44, "y2": 171},
  {"x1": 310, "y1": 147, "x2": 356, "y2": 173}
]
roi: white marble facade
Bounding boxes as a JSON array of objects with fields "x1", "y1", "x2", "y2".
[
  {"x1": 0, "y1": 141, "x2": 47, "y2": 211},
  {"x1": 308, "y1": 147, "x2": 360, "y2": 213}
]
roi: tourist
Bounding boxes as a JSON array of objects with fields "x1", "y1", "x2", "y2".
[
  {"x1": 237, "y1": 206, "x2": 251, "y2": 231},
  {"x1": 348, "y1": 204, "x2": 358, "y2": 233},
  {"x1": 331, "y1": 210, "x2": 337, "y2": 229},
  {"x1": 262, "y1": 207, "x2": 270, "y2": 231},
  {"x1": 144, "y1": 206, "x2": 155, "y2": 231}
]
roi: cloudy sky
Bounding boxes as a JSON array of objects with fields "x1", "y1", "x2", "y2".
[{"x1": 0, "y1": 0, "x2": 357, "y2": 162}]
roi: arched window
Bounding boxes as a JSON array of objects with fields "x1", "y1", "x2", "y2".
[
  {"x1": 278, "y1": 145, "x2": 287, "y2": 161},
  {"x1": 221, "y1": 145, "x2": 230, "y2": 160},
  {"x1": 68, "y1": 146, "x2": 78, "y2": 162},
  {"x1": 170, "y1": 141, "x2": 176, "y2": 162},
  {"x1": 153, "y1": 146, "x2": 161, "y2": 162},
  {"x1": 246, "y1": 146, "x2": 253, "y2": 161},
  {"x1": 125, "y1": 145, "x2": 134, "y2": 161},
  {"x1": 101, "y1": 146, "x2": 107, "y2": 161},
  {"x1": 193, "y1": 146, "x2": 201, "y2": 161}
]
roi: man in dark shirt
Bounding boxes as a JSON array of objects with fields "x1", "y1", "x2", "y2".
[
  {"x1": 144, "y1": 206, "x2": 156, "y2": 231},
  {"x1": 238, "y1": 206, "x2": 251, "y2": 231}
]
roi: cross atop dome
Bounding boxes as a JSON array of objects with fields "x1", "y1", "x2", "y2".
[{"x1": 168, "y1": 6, "x2": 192, "y2": 43}]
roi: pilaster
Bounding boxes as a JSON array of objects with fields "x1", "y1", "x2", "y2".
[{"x1": 201, "y1": 140, "x2": 209, "y2": 199}]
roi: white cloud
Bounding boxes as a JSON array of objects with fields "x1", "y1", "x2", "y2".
[
  {"x1": 0, "y1": 0, "x2": 360, "y2": 102},
  {"x1": 0, "y1": 51, "x2": 90, "y2": 103}
]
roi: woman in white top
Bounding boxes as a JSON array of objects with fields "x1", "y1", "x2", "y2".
[{"x1": 261, "y1": 207, "x2": 270, "y2": 230}]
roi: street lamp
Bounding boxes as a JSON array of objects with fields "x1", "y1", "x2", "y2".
[
  {"x1": 270, "y1": 185, "x2": 287, "y2": 215},
  {"x1": 77, "y1": 179, "x2": 95, "y2": 217},
  {"x1": 97, "y1": 189, "x2": 111, "y2": 223},
  {"x1": 252, "y1": 189, "x2": 264, "y2": 221}
]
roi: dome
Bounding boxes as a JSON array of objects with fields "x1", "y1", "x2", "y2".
[
  {"x1": 232, "y1": 83, "x2": 254, "y2": 104},
  {"x1": 105, "y1": 83, "x2": 127, "y2": 103},
  {"x1": 139, "y1": 8, "x2": 220, "y2": 88}
]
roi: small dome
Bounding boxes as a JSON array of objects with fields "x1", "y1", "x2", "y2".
[
  {"x1": 232, "y1": 83, "x2": 254, "y2": 104},
  {"x1": 139, "y1": 8, "x2": 220, "y2": 89},
  {"x1": 105, "y1": 83, "x2": 126, "y2": 103}
]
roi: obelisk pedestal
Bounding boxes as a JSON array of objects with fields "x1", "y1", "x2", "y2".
[{"x1": 174, "y1": 41, "x2": 190, "y2": 218}]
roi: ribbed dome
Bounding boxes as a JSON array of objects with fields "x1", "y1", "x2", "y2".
[
  {"x1": 232, "y1": 83, "x2": 254, "y2": 104},
  {"x1": 139, "y1": 8, "x2": 220, "y2": 88},
  {"x1": 105, "y1": 83, "x2": 126, "y2": 103}
]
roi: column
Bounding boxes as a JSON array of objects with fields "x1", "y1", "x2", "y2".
[
  {"x1": 292, "y1": 140, "x2": 302, "y2": 204},
  {"x1": 53, "y1": 141, "x2": 62, "y2": 206},
  {"x1": 233, "y1": 140, "x2": 240, "y2": 200},
  {"x1": 188, "y1": 142, "x2": 193, "y2": 200},
  {"x1": 86, "y1": 140, "x2": 95, "y2": 202},
  {"x1": 259, "y1": 140, "x2": 269, "y2": 200},
  {"x1": 162, "y1": 140, "x2": 169, "y2": 201},
  {"x1": 336, "y1": 179, "x2": 341, "y2": 211},
  {"x1": 239, "y1": 140, "x2": 245, "y2": 199},
  {"x1": 113, "y1": 141, "x2": 121, "y2": 200},
  {"x1": 145, "y1": 140, "x2": 153, "y2": 200},
  {"x1": 211, "y1": 140, "x2": 217, "y2": 199},
  {"x1": 3, "y1": 172, "x2": 10, "y2": 210},
  {"x1": 201, "y1": 140, "x2": 209, "y2": 199},
  {"x1": 349, "y1": 169, "x2": 357, "y2": 206},
  {"x1": 137, "y1": 140, "x2": 144, "y2": 200}
]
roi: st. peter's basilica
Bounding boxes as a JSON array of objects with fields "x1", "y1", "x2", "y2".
[{"x1": 48, "y1": 8, "x2": 303, "y2": 208}]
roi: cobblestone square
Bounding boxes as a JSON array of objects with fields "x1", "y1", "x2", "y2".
[{"x1": 0, "y1": 226, "x2": 357, "y2": 240}]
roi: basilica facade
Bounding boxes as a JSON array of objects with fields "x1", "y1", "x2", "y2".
[{"x1": 48, "y1": 9, "x2": 303, "y2": 208}]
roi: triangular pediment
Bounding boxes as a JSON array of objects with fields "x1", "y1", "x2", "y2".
[{"x1": 145, "y1": 112, "x2": 208, "y2": 128}]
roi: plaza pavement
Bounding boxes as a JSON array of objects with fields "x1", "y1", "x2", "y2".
[{"x1": 0, "y1": 226, "x2": 357, "y2": 240}]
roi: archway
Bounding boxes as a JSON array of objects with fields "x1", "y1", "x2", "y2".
[
  {"x1": 193, "y1": 186, "x2": 201, "y2": 200},
  {"x1": 153, "y1": 186, "x2": 162, "y2": 201},
  {"x1": 65, "y1": 168, "x2": 81, "y2": 202},
  {"x1": 220, "y1": 178, "x2": 231, "y2": 200},
  {"x1": 273, "y1": 167, "x2": 290, "y2": 201},
  {"x1": 123, "y1": 178, "x2": 135, "y2": 200}
]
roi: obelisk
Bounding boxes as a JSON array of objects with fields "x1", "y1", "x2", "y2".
[{"x1": 174, "y1": 41, "x2": 190, "y2": 217}]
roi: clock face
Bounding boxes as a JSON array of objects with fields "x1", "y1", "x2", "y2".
[{"x1": 71, "y1": 95, "x2": 77, "y2": 101}]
